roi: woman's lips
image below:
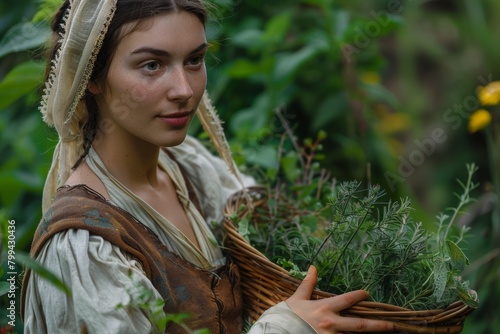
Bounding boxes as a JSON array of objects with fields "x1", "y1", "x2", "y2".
[{"x1": 157, "y1": 112, "x2": 191, "y2": 127}]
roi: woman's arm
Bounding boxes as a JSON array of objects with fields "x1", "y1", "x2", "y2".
[
  {"x1": 248, "y1": 301, "x2": 318, "y2": 334},
  {"x1": 23, "y1": 229, "x2": 161, "y2": 334}
]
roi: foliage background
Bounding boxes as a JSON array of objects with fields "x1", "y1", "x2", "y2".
[{"x1": 0, "y1": 0, "x2": 498, "y2": 332}]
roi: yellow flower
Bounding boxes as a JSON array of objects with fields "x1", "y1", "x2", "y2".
[
  {"x1": 376, "y1": 111, "x2": 409, "y2": 134},
  {"x1": 361, "y1": 71, "x2": 380, "y2": 85},
  {"x1": 477, "y1": 81, "x2": 500, "y2": 106},
  {"x1": 468, "y1": 109, "x2": 492, "y2": 133}
]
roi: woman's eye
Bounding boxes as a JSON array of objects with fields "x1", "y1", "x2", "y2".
[
  {"x1": 187, "y1": 55, "x2": 205, "y2": 67},
  {"x1": 143, "y1": 61, "x2": 161, "y2": 72}
]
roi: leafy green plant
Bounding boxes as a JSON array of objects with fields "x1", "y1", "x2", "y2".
[
  {"x1": 236, "y1": 136, "x2": 479, "y2": 310},
  {"x1": 208, "y1": 0, "x2": 405, "y2": 188},
  {"x1": 1, "y1": 0, "x2": 497, "y2": 331}
]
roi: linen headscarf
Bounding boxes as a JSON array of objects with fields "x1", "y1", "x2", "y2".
[{"x1": 40, "y1": 0, "x2": 243, "y2": 213}]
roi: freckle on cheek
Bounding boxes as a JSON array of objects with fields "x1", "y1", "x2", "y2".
[{"x1": 128, "y1": 85, "x2": 149, "y2": 103}]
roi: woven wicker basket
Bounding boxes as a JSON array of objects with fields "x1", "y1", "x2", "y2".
[{"x1": 223, "y1": 187, "x2": 475, "y2": 333}]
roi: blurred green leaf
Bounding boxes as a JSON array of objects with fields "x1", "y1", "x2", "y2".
[
  {"x1": 0, "y1": 22, "x2": 49, "y2": 58},
  {"x1": 32, "y1": 0, "x2": 64, "y2": 22},
  {"x1": 246, "y1": 145, "x2": 279, "y2": 169},
  {"x1": 0, "y1": 282, "x2": 9, "y2": 297},
  {"x1": 311, "y1": 93, "x2": 349, "y2": 131},
  {"x1": 281, "y1": 151, "x2": 301, "y2": 183},
  {"x1": 262, "y1": 11, "x2": 291, "y2": 45},
  {"x1": 0, "y1": 61, "x2": 44, "y2": 109},
  {"x1": 237, "y1": 217, "x2": 250, "y2": 240},
  {"x1": 360, "y1": 82, "x2": 399, "y2": 108},
  {"x1": 333, "y1": 9, "x2": 351, "y2": 41},
  {"x1": 17, "y1": 252, "x2": 72, "y2": 296},
  {"x1": 229, "y1": 94, "x2": 269, "y2": 137},
  {"x1": 334, "y1": 135, "x2": 366, "y2": 162},
  {"x1": 273, "y1": 42, "x2": 327, "y2": 82},
  {"x1": 342, "y1": 14, "x2": 403, "y2": 46},
  {"x1": 193, "y1": 329, "x2": 211, "y2": 334},
  {"x1": 231, "y1": 29, "x2": 264, "y2": 49},
  {"x1": 0, "y1": 175, "x2": 23, "y2": 208},
  {"x1": 0, "y1": 168, "x2": 43, "y2": 208},
  {"x1": 226, "y1": 58, "x2": 265, "y2": 78}
]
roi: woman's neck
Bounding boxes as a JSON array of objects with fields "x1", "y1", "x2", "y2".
[{"x1": 92, "y1": 134, "x2": 162, "y2": 190}]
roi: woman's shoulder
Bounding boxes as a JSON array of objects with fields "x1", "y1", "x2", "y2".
[{"x1": 64, "y1": 161, "x2": 111, "y2": 200}]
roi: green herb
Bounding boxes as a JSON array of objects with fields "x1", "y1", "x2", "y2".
[{"x1": 239, "y1": 135, "x2": 478, "y2": 310}]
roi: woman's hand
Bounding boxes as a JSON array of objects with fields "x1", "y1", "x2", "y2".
[{"x1": 286, "y1": 266, "x2": 394, "y2": 333}]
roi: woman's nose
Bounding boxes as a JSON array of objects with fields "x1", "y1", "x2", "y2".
[{"x1": 167, "y1": 66, "x2": 194, "y2": 102}]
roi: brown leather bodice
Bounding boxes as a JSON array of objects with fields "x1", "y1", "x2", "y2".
[{"x1": 21, "y1": 185, "x2": 243, "y2": 333}]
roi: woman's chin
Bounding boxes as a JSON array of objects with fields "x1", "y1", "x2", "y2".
[{"x1": 159, "y1": 133, "x2": 189, "y2": 148}]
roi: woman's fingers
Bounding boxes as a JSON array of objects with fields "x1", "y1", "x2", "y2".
[
  {"x1": 288, "y1": 265, "x2": 318, "y2": 301},
  {"x1": 327, "y1": 290, "x2": 371, "y2": 312},
  {"x1": 330, "y1": 315, "x2": 394, "y2": 333},
  {"x1": 286, "y1": 266, "x2": 394, "y2": 333},
  {"x1": 288, "y1": 265, "x2": 370, "y2": 311}
]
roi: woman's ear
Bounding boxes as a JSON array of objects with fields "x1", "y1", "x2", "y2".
[{"x1": 87, "y1": 81, "x2": 102, "y2": 95}]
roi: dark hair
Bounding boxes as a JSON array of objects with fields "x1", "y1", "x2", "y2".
[{"x1": 47, "y1": 0, "x2": 209, "y2": 168}]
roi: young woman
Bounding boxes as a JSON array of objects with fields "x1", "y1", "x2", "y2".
[{"x1": 22, "y1": 0, "x2": 395, "y2": 333}]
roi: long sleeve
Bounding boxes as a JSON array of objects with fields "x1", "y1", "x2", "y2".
[
  {"x1": 23, "y1": 229, "x2": 163, "y2": 334},
  {"x1": 248, "y1": 302, "x2": 318, "y2": 334}
]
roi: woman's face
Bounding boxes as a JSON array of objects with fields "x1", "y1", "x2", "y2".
[{"x1": 91, "y1": 11, "x2": 207, "y2": 148}]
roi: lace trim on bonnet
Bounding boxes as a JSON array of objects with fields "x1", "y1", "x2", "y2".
[{"x1": 40, "y1": 0, "x2": 117, "y2": 213}]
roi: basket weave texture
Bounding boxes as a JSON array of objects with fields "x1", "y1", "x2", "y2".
[{"x1": 223, "y1": 187, "x2": 475, "y2": 334}]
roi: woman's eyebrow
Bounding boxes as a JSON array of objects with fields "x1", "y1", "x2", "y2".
[
  {"x1": 190, "y1": 42, "x2": 208, "y2": 55},
  {"x1": 131, "y1": 43, "x2": 208, "y2": 57}
]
